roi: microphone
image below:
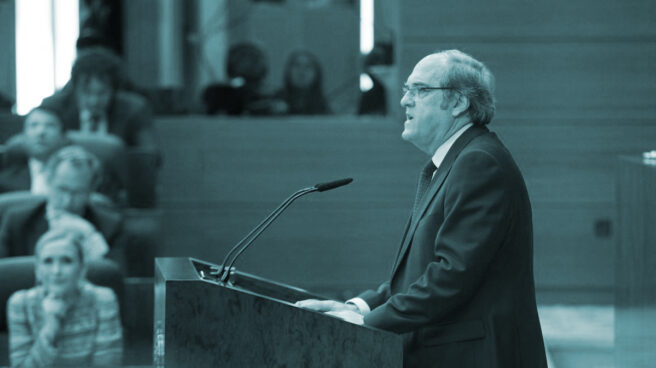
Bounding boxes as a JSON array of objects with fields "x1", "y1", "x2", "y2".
[
  {"x1": 217, "y1": 178, "x2": 353, "y2": 282},
  {"x1": 314, "y1": 178, "x2": 353, "y2": 192}
]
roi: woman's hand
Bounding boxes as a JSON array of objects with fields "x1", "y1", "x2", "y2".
[{"x1": 40, "y1": 293, "x2": 69, "y2": 346}]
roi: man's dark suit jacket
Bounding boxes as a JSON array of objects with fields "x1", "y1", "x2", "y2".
[
  {"x1": 0, "y1": 198, "x2": 125, "y2": 266},
  {"x1": 359, "y1": 125, "x2": 547, "y2": 368},
  {"x1": 41, "y1": 85, "x2": 156, "y2": 149}
]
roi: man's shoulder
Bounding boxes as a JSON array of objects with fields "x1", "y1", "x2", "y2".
[
  {"x1": 464, "y1": 128, "x2": 513, "y2": 159},
  {"x1": 457, "y1": 127, "x2": 528, "y2": 187}
]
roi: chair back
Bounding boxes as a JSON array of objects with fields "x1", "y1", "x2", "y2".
[{"x1": 0, "y1": 191, "x2": 46, "y2": 220}]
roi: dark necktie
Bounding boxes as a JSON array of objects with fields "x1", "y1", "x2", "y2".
[{"x1": 413, "y1": 160, "x2": 436, "y2": 216}]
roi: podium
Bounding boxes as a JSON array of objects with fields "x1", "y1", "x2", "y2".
[{"x1": 154, "y1": 257, "x2": 403, "y2": 367}]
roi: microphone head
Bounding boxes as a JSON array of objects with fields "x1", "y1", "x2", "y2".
[{"x1": 314, "y1": 178, "x2": 353, "y2": 192}]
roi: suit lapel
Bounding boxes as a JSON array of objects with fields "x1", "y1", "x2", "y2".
[{"x1": 390, "y1": 125, "x2": 489, "y2": 277}]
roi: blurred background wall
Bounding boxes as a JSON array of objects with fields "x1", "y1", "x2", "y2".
[
  {"x1": 0, "y1": 0, "x2": 16, "y2": 107},
  {"x1": 1, "y1": 0, "x2": 655, "y2": 305}
]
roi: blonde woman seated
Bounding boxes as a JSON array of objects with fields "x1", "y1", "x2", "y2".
[{"x1": 6, "y1": 227, "x2": 123, "y2": 367}]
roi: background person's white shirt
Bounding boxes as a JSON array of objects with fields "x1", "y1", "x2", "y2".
[{"x1": 29, "y1": 158, "x2": 49, "y2": 195}]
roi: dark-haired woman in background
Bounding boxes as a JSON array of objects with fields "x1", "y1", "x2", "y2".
[
  {"x1": 7, "y1": 227, "x2": 122, "y2": 367},
  {"x1": 274, "y1": 50, "x2": 330, "y2": 115}
]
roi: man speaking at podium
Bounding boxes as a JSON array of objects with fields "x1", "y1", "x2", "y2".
[{"x1": 297, "y1": 50, "x2": 547, "y2": 367}]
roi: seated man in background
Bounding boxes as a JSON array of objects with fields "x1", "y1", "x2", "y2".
[
  {"x1": 41, "y1": 46, "x2": 159, "y2": 152},
  {"x1": 0, "y1": 106, "x2": 69, "y2": 194},
  {"x1": 0, "y1": 146, "x2": 126, "y2": 268},
  {"x1": 0, "y1": 106, "x2": 127, "y2": 204}
]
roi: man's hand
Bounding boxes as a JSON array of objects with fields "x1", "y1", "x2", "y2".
[
  {"x1": 325, "y1": 310, "x2": 364, "y2": 325},
  {"x1": 295, "y1": 299, "x2": 364, "y2": 325},
  {"x1": 295, "y1": 299, "x2": 357, "y2": 313}
]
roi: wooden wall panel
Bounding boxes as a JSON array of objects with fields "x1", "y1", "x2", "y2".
[
  {"x1": 123, "y1": 0, "x2": 160, "y2": 87},
  {"x1": 401, "y1": 0, "x2": 656, "y2": 40},
  {"x1": 400, "y1": 43, "x2": 656, "y2": 119},
  {"x1": 154, "y1": 115, "x2": 656, "y2": 301},
  {"x1": 157, "y1": 117, "x2": 422, "y2": 204},
  {"x1": 0, "y1": 0, "x2": 16, "y2": 102},
  {"x1": 157, "y1": 203, "x2": 407, "y2": 292},
  {"x1": 532, "y1": 203, "x2": 615, "y2": 288},
  {"x1": 493, "y1": 120, "x2": 656, "y2": 202},
  {"x1": 156, "y1": 116, "x2": 421, "y2": 294}
]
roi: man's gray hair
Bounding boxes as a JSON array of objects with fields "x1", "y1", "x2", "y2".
[
  {"x1": 45, "y1": 145, "x2": 102, "y2": 190},
  {"x1": 437, "y1": 49, "x2": 496, "y2": 125}
]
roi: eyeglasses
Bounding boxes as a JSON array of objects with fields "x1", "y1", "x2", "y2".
[{"x1": 401, "y1": 85, "x2": 455, "y2": 98}]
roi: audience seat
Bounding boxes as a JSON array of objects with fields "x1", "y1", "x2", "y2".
[
  {"x1": 0, "y1": 113, "x2": 23, "y2": 145},
  {"x1": 0, "y1": 190, "x2": 44, "y2": 213}
]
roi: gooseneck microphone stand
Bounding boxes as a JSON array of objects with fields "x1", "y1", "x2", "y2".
[{"x1": 216, "y1": 178, "x2": 353, "y2": 283}]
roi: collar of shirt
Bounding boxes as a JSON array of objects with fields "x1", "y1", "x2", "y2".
[
  {"x1": 28, "y1": 158, "x2": 44, "y2": 174},
  {"x1": 431, "y1": 123, "x2": 474, "y2": 169}
]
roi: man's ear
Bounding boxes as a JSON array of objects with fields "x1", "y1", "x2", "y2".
[{"x1": 451, "y1": 94, "x2": 470, "y2": 117}]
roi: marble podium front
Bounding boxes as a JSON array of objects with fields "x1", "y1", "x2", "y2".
[{"x1": 154, "y1": 257, "x2": 403, "y2": 367}]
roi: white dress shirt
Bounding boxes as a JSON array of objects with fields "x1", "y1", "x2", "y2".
[{"x1": 28, "y1": 159, "x2": 49, "y2": 195}]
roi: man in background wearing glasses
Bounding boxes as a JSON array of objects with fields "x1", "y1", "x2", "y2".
[{"x1": 298, "y1": 50, "x2": 548, "y2": 367}]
